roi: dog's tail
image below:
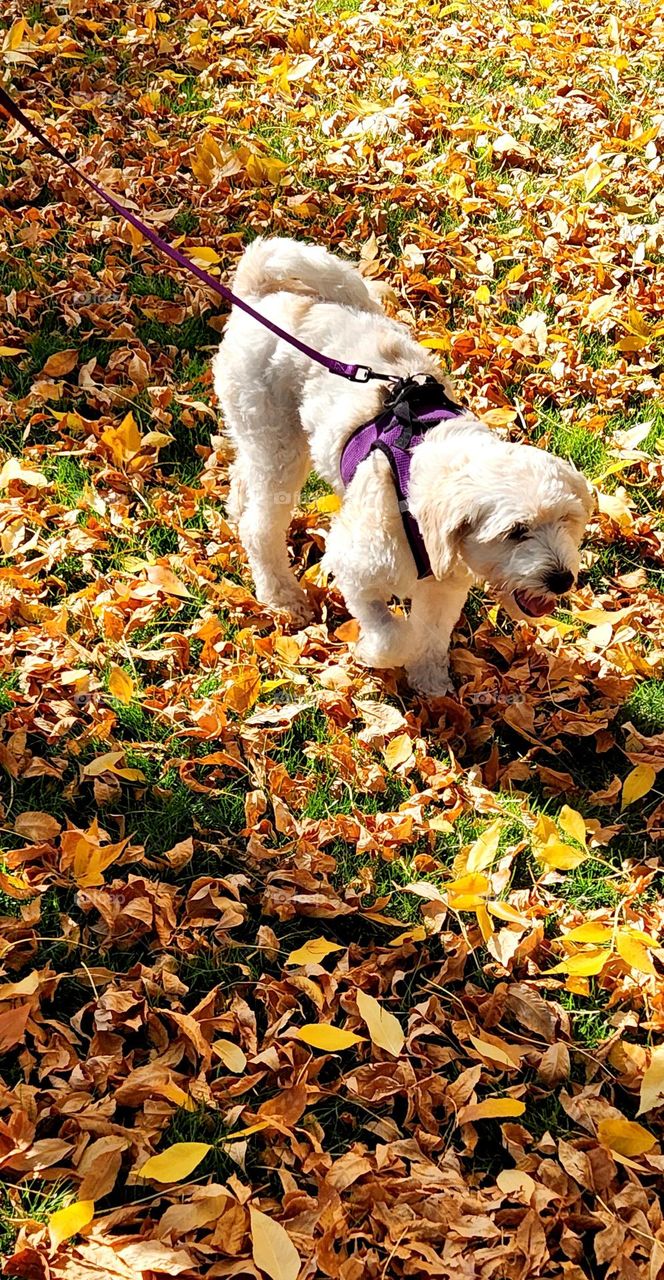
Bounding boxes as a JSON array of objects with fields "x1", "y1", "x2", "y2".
[{"x1": 231, "y1": 236, "x2": 381, "y2": 312}]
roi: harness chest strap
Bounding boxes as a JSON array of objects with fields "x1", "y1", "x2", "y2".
[{"x1": 339, "y1": 377, "x2": 462, "y2": 580}]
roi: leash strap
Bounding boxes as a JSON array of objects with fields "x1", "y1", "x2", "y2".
[{"x1": 0, "y1": 84, "x2": 396, "y2": 386}]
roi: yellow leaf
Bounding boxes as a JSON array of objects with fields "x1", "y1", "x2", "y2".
[
  {"x1": 0, "y1": 346, "x2": 27, "y2": 356},
  {"x1": 383, "y1": 733, "x2": 414, "y2": 770},
  {"x1": 466, "y1": 819, "x2": 503, "y2": 874},
  {"x1": 468, "y1": 1033, "x2": 519, "y2": 1069},
  {"x1": 285, "y1": 938, "x2": 344, "y2": 967},
  {"x1": 312, "y1": 493, "x2": 341, "y2": 514},
  {"x1": 616, "y1": 933, "x2": 656, "y2": 976},
  {"x1": 458, "y1": 1097, "x2": 526, "y2": 1124},
  {"x1": 108, "y1": 664, "x2": 134, "y2": 705},
  {"x1": 138, "y1": 1142, "x2": 212, "y2": 1183},
  {"x1": 448, "y1": 172, "x2": 467, "y2": 200},
  {"x1": 487, "y1": 901, "x2": 531, "y2": 927},
  {"x1": 564, "y1": 923, "x2": 613, "y2": 945},
  {"x1": 222, "y1": 1121, "x2": 269, "y2": 1142},
  {"x1": 212, "y1": 1038, "x2": 247, "y2": 1073},
  {"x1": 584, "y1": 160, "x2": 606, "y2": 196},
  {"x1": 597, "y1": 1117, "x2": 655, "y2": 1158},
  {"x1": 389, "y1": 925, "x2": 427, "y2": 946},
  {"x1": 475, "y1": 284, "x2": 491, "y2": 304},
  {"x1": 638, "y1": 1044, "x2": 664, "y2": 1116},
  {"x1": 189, "y1": 245, "x2": 221, "y2": 264},
  {"x1": 356, "y1": 989, "x2": 404, "y2": 1057},
  {"x1": 573, "y1": 606, "x2": 633, "y2": 626},
  {"x1": 101, "y1": 411, "x2": 143, "y2": 465},
  {"x1": 536, "y1": 839, "x2": 587, "y2": 871},
  {"x1": 159, "y1": 1081, "x2": 196, "y2": 1111},
  {"x1": 476, "y1": 904, "x2": 494, "y2": 942},
  {"x1": 496, "y1": 1169, "x2": 535, "y2": 1200},
  {"x1": 224, "y1": 665, "x2": 262, "y2": 715},
  {"x1": 621, "y1": 764, "x2": 656, "y2": 810},
  {"x1": 549, "y1": 948, "x2": 610, "y2": 976},
  {"x1": 295, "y1": 1024, "x2": 363, "y2": 1051},
  {"x1": 250, "y1": 1206, "x2": 301, "y2": 1280},
  {"x1": 558, "y1": 805, "x2": 587, "y2": 847},
  {"x1": 622, "y1": 928, "x2": 659, "y2": 949},
  {"x1": 532, "y1": 813, "x2": 558, "y2": 843},
  {"x1": 446, "y1": 873, "x2": 489, "y2": 900},
  {"x1": 48, "y1": 1200, "x2": 95, "y2": 1249}
]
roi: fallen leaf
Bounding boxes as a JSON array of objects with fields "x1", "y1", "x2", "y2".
[
  {"x1": 250, "y1": 1206, "x2": 301, "y2": 1280},
  {"x1": 355, "y1": 989, "x2": 405, "y2": 1057},
  {"x1": 212, "y1": 1039, "x2": 248, "y2": 1073},
  {"x1": 458, "y1": 1098, "x2": 526, "y2": 1124},
  {"x1": 597, "y1": 1117, "x2": 656, "y2": 1157},
  {"x1": 108, "y1": 664, "x2": 134, "y2": 704},
  {"x1": 637, "y1": 1045, "x2": 664, "y2": 1115},
  {"x1": 285, "y1": 938, "x2": 345, "y2": 966},
  {"x1": 138, "y1": 1142, "x2": 212, "y2": 1183},
  {"x1": 48, "y1": 1200, "x2": 95, "y2": 1249},
  {"x1": 14, "y1": 811, "x2": 62, "y2": 842},
  {"x1": 496, "y1": 1169, "x2": 535, "y2": 1201},
  {"x1": 466, "y1": 818, "x2": 504, "y2": 873},
  {"x1": 616, "y1": 933, "x2": 656, "y2": 976},
  {"x1": 295, "y1": 1025, "x2": 363, "y2": 1051},
  {"x1": 621, "y1": 764, "x2": 656, "y2": 810}
]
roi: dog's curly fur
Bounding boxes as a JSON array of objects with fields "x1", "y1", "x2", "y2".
[{"x1": 213, "y1": 237, "x2": 594, "y2": 695}]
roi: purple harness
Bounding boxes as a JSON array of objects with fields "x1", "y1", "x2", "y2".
[{"x1": 340, "y1": 375, "x2": 462, "y2": 579}]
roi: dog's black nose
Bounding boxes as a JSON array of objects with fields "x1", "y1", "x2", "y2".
[{"x1": 546, "y1": 569, "x2": 575, "y2": 595}]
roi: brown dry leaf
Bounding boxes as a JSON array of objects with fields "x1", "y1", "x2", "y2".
[{"x1": 14, "y1": 811, "x2": 62, "y2": 841}]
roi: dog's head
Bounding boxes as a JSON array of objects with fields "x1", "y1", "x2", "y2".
[{"x1": 418, "y1": 442, "x2": 595, "y2": 618}]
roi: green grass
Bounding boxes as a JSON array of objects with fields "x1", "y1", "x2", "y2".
[
  {"x1": 553, "y1": 860, "x2": 622, "y2": 910},
  {"x1": 331, "y1": 843, "x2": 429, "y2": 924},
  {"x1": 558, "y1": 991, "x2": 613, "y2": 1049},
  {"x1": 45, "y1": 457, "x2": 90, "y2": 506},
  {"x1": 578, "y1": 331, "x2": 616, "y2": 370},
  {"x1": 270, "y1": 706, "x2": 331, "y2": 774},
  {"x1": 534, "y1": 410, "x2": 610, "y2": 477},
  {"x1": 623, "y1": 680, "x2": 664, "y2": 735},
  {"x1": 0, "y1": 1181, "x2": 73, "y2": 1258},
  {"x1": 120, "y1": 761, "x2": 247, "y2": 859},
  {"x1": 0, "y1": 672, "x2": 20, "y2": 715},
  {"x1": 314, "y1": 0, "x2": 361, "y2": 13},
  {"x1": 300, "y1": 472, "x2": 333, "y2": 504}
]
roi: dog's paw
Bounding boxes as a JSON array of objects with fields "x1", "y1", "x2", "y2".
[
  {"x1": 406, "y1": 656, "x2": 454, "y2": 698},
  {"x1": 270, "y1": 590, "x2": 314, "y2": 626},
  {"x1": 354, "y1": 629, "x2": 407, "y2": 671}
]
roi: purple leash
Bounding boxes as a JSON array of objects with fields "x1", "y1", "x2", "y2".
[{"x1": 0, "y1": 84, "x2": 396, "y2": 386}]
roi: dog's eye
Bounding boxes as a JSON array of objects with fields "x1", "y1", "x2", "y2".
[{"x1": 508, "y1": 522, "x2": 529, "y2": 542}]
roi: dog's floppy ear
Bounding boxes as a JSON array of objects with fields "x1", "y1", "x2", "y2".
[{"x1": 416, "y1": 477, "x2": 479, "y2": 578}]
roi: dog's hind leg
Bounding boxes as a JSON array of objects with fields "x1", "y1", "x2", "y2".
[{"x1": 234, "y1": 448, "x2": 313, "y2": 625}]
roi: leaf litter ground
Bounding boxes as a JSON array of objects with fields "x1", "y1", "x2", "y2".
[{"x1": 0, "y1": 1, "x2": 663, "y2": 1278}]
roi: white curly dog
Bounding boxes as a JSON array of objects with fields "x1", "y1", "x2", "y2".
[{"x1": 213, "y1": 238, "x2": 594, "y2": 696}]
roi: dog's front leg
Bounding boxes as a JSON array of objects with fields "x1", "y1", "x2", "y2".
[
  {"x1": 405, "y1": 576, "x2": 470, "y2": 696},
  {"x1": 346, "y1": 594, "x2": 410, "y2": 671}
]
